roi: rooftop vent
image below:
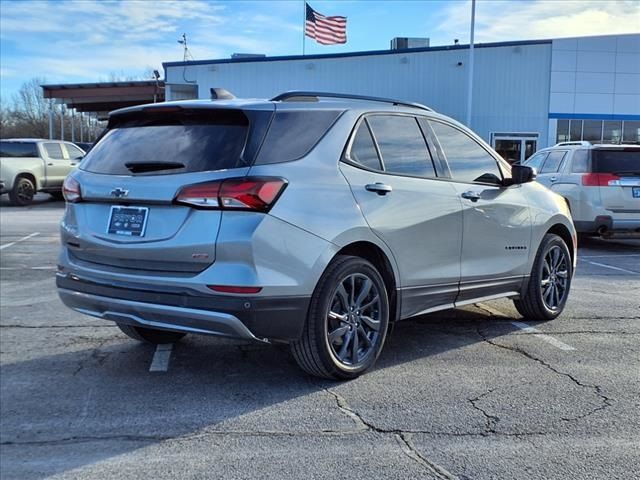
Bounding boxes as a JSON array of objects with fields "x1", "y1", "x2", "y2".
[{"x1": 390, "y1": 37, "x2": 430, "y2": 50}]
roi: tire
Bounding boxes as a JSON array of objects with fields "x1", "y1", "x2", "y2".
[
  {"x1": 116, "y1": 323, "x2": 186, "y2": 344},
  {"x1": 9, "y1": 176, "x2": 35, "y2": 206},
  {"x1": 514, "y1": 233, "x2": 572, "y2": 321},
  {"x1": 291, "y1": 255, "x2": 389, "y2": 380}
]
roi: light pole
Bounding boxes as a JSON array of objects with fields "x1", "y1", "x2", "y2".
[{"x1": 465, "y1": 0, "x2": 476, "y2": 128}]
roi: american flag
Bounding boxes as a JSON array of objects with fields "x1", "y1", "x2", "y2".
[{"x1": 305, "y1": 3, "x2": 347, "y2": 45}]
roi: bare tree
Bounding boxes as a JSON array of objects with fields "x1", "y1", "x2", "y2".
[{"x1": 2, "y1": 77, "x2": 50, "y2": 138}]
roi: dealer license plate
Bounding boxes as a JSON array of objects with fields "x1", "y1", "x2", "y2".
[{"x1": 107, "y1": 206, "x2": 149, "y2": 237}]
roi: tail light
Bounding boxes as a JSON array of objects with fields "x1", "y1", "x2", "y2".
[
  {"x1": 62, "y1": 176, "x2": 81, "y2": 202},
  {"x1": 581, "y1": 173, "x2": 620, "y2": 186},
  {"x1": 175, "y1": 177, "x2": 287, "y2": 211}
]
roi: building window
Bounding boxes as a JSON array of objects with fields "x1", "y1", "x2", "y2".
[
  {"x1": 602, "y1": 121, "x2": 622, "y2": 144},
  {"x1": 569, "y1": 120, "x2": 582, "y2": 141},
  {"x1": 556, "y1": 119, "x2": 639, "y2": 145},
  {"x1": 582, "y1": 120, "x2": 602, "y2": 143},
  {"x1": 623, "y1": 121, "x2": 640, "y2": 144},
  {"x1": 556, "y1": 120, "x2": 569, "y2": 142}
]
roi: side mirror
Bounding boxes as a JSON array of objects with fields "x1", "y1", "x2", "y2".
[{"x1": 511, "y1": 164, "x2": 536, "y2": 184}]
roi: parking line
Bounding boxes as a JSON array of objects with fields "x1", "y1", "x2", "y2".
[
  {"x1": 582, "y1": 260, "x2": 638, "y2": 275},
  {"x1": 149, "y1": 344, "x2": 173, "y2": 372},
  {"x1": 0, "y1": 232, "x2": 40, "y2": 251},
  {"x1": 511, "y1": 321, "x2": 576, "y2": 351},
  {"x1": 476, "y1": 303, "x2": 576, "y2": 351},
  {"x1": 580, "y1": 254, "x2": 640, "y2": 258}
]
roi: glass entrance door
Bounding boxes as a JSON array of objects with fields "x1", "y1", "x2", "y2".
[{"x1": 491, "y1": 133, "x2": 538, "y2": 164}]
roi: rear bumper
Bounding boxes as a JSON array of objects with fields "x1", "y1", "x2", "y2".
[
  {"x1": 56, "y1": 274, "x2": 310, "y2": 342},
  {"x1": 575, "y1": 216, "x2": 640, "y2": 236}
]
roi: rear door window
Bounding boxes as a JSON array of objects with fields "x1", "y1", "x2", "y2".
[
  {"x1": 0, "y1": 142, "x2": 38, "y2": 157},
  {"x1": 81, "y1": 110, "x2": 250, "y2": 175},
  {"x1": 367, "y1": 115, "x2": 436, "y2": 177},
  {"x1": 592, "y1": 149, "x2": 640, "y2": 174},
  {"x1": 540, "y1": 151, "x2": 567, "y2": 174},
  {"x1": 43, "y1": 143, "x2": 64, "y2": 159}
]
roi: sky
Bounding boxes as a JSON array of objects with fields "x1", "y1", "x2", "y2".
[{"x1": 1, "y1": 0, "x2": 639, "y2": 103}]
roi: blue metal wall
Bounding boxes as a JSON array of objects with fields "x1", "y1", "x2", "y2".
[{"x1": 165, "y1": 42, "x2": 552, "y2": 146}]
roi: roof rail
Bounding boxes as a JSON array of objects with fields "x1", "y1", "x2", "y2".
[
  {"x1": 270, "y1": 91, "x2": 433, "y2": 112},
  {"x1": 554, "y1": 141, "x2": 591, "y2": 147}
]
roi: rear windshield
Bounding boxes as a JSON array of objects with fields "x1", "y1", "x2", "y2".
[
  {"x1": 80, "y1": 110, "x2": 250, "y2": 175},
  {"x1": 0, "y1": 141, "x2": 38, "y2": 158},
  {"x1": 592, "y1": 149, "x2": 640, "y2": 175}
]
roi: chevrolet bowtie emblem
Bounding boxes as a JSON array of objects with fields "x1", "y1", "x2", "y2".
[{"x1": 110, "y1": 188, "x2": 129, "y2": 198}]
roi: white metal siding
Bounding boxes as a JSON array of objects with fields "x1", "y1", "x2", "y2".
[{"x1": 166, "y1": 43, "x2": 552, "y2": 146}]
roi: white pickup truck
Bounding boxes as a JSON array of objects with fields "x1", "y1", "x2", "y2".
[{"x1": 0, "y1": 139, "x2": 85, "y2": 206}]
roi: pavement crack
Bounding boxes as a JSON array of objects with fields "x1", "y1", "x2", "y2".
[
  {"x1": 323, "y1": 387, "x2": 460, "y2": 478},
  {"x1": 477, "y1": 327, "x2": 612, "y2": 422},
  {"x1": 73, "y1": 338, "x2": 111, "y2": 375},
  {"x1": 396, "y1": 432, "x2": 458, "y2": 479},
  {"x1": 468, "y1": 388, "x2": 500, "y2": 435},
  {"x1": 322, "y1": 387, "x2": 370, "y2": 432}
]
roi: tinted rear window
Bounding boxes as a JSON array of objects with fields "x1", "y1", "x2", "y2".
[
  {"x1": 254, "y1": 110, "x2": 343, "y2": 165},
  {"x1": 0, "y1": 142, "x2": 38, "y2": 157},
  {"x1": 81, "y1": 110, "x2": 250, "y2": 175},
  {"x1": 592, "y1": 149, "x2": 640, "y2": 174}
]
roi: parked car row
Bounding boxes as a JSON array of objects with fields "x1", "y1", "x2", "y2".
[{"x1": 0, "y1": 139, "x2": 91, "y2": 205}]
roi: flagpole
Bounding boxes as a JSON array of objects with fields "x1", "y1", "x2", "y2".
[
  {"x1": 465, "y1": 0, "x2": 476, "y2": 127},
  {"x1": 302, "y1": 1, "x2": 306, "y2": 55}
]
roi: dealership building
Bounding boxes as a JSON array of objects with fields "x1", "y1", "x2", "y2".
[{"x1": 163, "y1": 33, "x2": 640, "y2": 163}]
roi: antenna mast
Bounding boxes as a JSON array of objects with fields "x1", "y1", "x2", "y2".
[{"x1": 178, "y1": 33, "x2": 193, "y2": 61}]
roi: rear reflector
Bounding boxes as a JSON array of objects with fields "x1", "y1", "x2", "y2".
[
  {"x1": 175, "y1": 177, "x2": 287, "y2": 211},
  {"x1": 207, "y1": 285, "x2": 262, "y2": 294},
  {"x1": 62, "y1": 176, "x2": 81, "y2": 202},
  {"x1": 581, "y1": 173, "x2": 620, "y2": 186}
]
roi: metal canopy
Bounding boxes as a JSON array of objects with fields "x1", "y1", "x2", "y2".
[{"x1": 41, "y1": 80, "x2": 165, "y2": 118}]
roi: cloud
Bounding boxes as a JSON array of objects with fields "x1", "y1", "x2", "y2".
[
  {"x1": 430, "y1": 0, "x2": 640, "y2": 44},
  {"x1": 0, "y1": 0, "x2": 298, "y2": 92}
]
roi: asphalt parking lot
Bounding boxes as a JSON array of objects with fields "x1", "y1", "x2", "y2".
[{"x1": 1, "y1": 194, "x2": 639, "y2": 480}]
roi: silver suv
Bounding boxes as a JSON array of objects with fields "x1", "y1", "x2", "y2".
[
  {"x1": 56, "y1": 91, "x2": 576, "y2": 379},
  {"x1": 523, "y1": 141, "x2": 640, "y2": 237}
]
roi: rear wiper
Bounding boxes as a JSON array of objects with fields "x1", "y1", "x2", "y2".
[{"x1": 125, "y1": 161, "x2": 185, "y2": 173}]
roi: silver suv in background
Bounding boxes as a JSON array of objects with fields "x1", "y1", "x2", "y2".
[
  {"x1": 0, "y1": 139, "x2": 85, "y2": 205},
  {"x1": 524, "y1": 141, "x2": 640, "y2": 237},
  {"x1": 56, "y1": 91, "x2": 576, "y2": 379}
]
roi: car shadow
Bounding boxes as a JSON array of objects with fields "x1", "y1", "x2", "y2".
[
  {"x1": 0, "y1": 306, "x2": 520, "y2": 479},
  {"x1": 0, "y1": 193, "x2": 63, "y2": 209}
]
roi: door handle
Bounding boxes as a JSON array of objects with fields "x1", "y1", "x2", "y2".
[
  {"x1": 365, "y1": 183, "x2": 392, "y2": 196},
  {"x1": 70, "y1": 162, "x2": 77, "y2": 166},
  {"x1": 550, "y1": 176, "x2": 557, "y2": 182},
  {"x1": 461, "y1": 191, "x2": 481, "y2": 202},
  {"x1": 47, "y1": 162, "x2": 54, "y2": 166}
]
